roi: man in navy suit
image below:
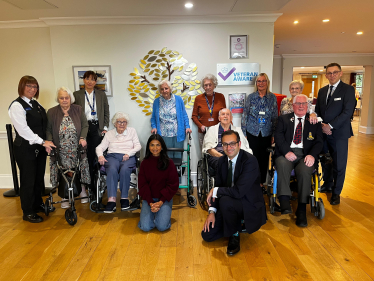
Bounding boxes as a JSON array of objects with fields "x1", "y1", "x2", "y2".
[
  {"x1": 315, "y1": 63, "x2": 356, "y2": 205},
  {"x1": 274, "y1": 94, "x2": 323, "y2": 227},
  {"x1": 201, "y1": 130, "x2": 267, "y2": 256}
]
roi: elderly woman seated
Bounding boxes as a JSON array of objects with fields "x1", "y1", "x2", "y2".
[
  {"x1": 46, "y1": 87, "x2": 90, "y2": 209},
  {"x1": 96, "y1": 112, "x2": 141, "y2": 213},
  {"x1": 202, "y1": 108, "x2": 252, "y2": 172}
]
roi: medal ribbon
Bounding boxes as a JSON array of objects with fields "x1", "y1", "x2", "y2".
[{"x1": 204, "y1": 92, "x2": 215, "y2": 118}]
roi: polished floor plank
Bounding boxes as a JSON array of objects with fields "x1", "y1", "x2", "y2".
[{"x1": 1, "y1": 118, "x2": 374, "y2": 280}]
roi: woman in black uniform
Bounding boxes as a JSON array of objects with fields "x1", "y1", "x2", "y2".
[{"x1": 8, "y1": 76, "x2": 56, "y2": 223}]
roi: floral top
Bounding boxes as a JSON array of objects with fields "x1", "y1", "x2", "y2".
[
  {"x1": 159, "y1": 94, "x2": 178, "y2": 137},
  {"x1": 241, "y1": 91, "x2": 278, "y2": 137},
  {"x1": 280, "y1": 97, "x2": 313, "y2": 115}
]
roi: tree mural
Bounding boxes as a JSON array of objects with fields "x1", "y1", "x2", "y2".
[{"x1": 127, "y1": 47, "x2": 201, "y2": 116}]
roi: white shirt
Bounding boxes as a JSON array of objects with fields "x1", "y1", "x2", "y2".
[
  {"x1": 209, "y1": 152, "x2": 239, "y2": 213},
  {"x1": 8, "y1": 96, "x2": 43, "y2": 145},
  {"x1": 84, "y1": 90, "x2": 98, "y2": 121},
  {"x1": 290, "y1": 114, "x2": 305, "y2": 149},
  {"x1": 326, "y1": 80, "x2": 340, "y2": 104}
]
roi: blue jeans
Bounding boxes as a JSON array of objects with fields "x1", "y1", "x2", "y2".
[
  {"x1": 162, "y1": 136, "x2": 183, "y2": 159},
  {"x1": 104, "y1": 153, "x2": 136, "y2": 198},
  {"x1": 138, "y1": 198, "x2": 173, "y2": 232}
]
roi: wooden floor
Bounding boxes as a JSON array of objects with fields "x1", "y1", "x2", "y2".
[{"x1": 1, "y1": 117, "x2": 374, "y2": 281}]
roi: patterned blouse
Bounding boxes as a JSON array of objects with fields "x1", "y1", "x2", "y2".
[
  {"x1": 280, "y1": 97, "x2": 313, "y2": 115},
  {"x1": 241, "y1": 91, "x2": 278, "y2": 137},
  {"x1": 159, "y1": 94, "x2": 178, "y2": 137}
]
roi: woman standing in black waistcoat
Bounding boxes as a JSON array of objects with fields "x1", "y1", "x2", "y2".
[{"x1": 8, "y1": 76, "x2": 56, "y2": 223}]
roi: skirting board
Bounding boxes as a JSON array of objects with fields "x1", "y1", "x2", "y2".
[
  {"x1": 359, "y1": 126, "x2": 374, "y2": 134},
  {"x1": 0, "y1": 172, "x2": 198, "y2": 189}
]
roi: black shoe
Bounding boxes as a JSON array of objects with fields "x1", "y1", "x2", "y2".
[
  {"x1": 23, "y1": 214, "x2": 43, "y2": 223},
  {"x1": 296, "y1": 212, "x2": 308, "y2": 227},
  {"x1": 280, "y1": 200, "x2": 292, "y2": 215},
  {"x1": 104, "y1": 202, "x2": 116, "y2": 213},
  {"x1": 240, "y1": 221, "x2": 246, "y2": 233},
  {"x1": 330, "y1": 194, "x2": 340, "y2": 205},
  {"x1": 227, "y1": 234, "x2": 240, "y2": 256},
  {"x1": 320, "y1": 184, "x2": 333, "y2": 193},
  {"x1": 120, "y1": 199, "x2": 130, "y2": 210}
]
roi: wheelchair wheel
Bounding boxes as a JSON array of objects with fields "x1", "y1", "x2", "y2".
[
  {"x1": 269, "y1": 196, "x2": 275, "y2": 214},
  {"x1": 317, "y1": 198, "x2": 325, "y2": 220},
  {"x1": 187, "y1": 195, "x2": 197, "y2": 208},
  {"x1": 65, "y1": 208, "x2": 77, "y2": 225},
  {"x1": 197, "y1": 160, "x2": 208, "y2": 210},
  {"x1": 44, "y1": 198, "x2": 51, "y2": 216}
]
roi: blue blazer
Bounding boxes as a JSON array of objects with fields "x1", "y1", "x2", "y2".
[{"x1": 151, "y1": 95, "x2": 190, "y2": 142}]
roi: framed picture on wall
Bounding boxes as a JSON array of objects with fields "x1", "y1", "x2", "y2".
[
  {"x1": 230, "y1": 35, "x2": 248, "y2": 59},
  {"x1": 72, "y1": 65, "x2": 113, "y2": 97}
]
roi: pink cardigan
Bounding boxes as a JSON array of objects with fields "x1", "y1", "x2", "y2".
[{"x1": 96, "y1": 127, "x2": 141, "y2": 157}]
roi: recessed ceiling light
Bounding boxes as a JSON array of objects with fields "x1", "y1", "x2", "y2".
[
  {"x1": 319, "y1": 70, "x2": 324, "y2": 72},
  {"x1": 322, "y1": 19, "x2": 330, "y2": 22},
  {"x1": 357, "y1": 31, "x2": 363, "y2": 35},
  {"x1": 301, "y1": 67, "x2": 305, "y2": 69},
  {"x1": 294, "y1": 20, "x2": 299, "y2": 24},
  {"x1": 185, "y1": 3, "x2": 193, "y2": 8},
  {"x1": 341, "y1": 31, "x2": 345, "y2": 34}
]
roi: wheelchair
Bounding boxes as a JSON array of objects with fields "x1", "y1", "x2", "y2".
[
  {"x1": 197, "y1": 153, "x2": 216, "y2": 211},
  {"x1": 44, "y1": 145, "x2": 90, "y2": 226},
  {"x1": 266, "y1": 147, "x2": 331, "y2": 220},
  {"x1": 89, "y1": 151, "x2": 141, "y2": 213},
  {"x1": 168, "y1": 132, "x2": 197, "y2": 208}
]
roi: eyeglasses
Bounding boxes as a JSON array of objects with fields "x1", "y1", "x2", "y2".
[
  {"x1": 26, "y1": 84, "x2": 38, "y2": 89},
  {"x1": 326, "y1": 71, "x2": 341, "y2": 76},
  {"x1": 222, "y1": 141, "x2": 239, "y2": 148},
  {"x1": 116, "y1": 121, "x2": 127, "y2": 125},
  {"x1": 294, "y1": 102, "x2": 308, "y2": 106},
  {"x1": 290, "y1": 87, "x2": 301, "y2": 91},
  {"x1": 257, "y1": 80, "x2": 267, "y2": 84}
]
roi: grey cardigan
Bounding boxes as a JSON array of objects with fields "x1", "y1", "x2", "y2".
[{"x1": 46, "y1": 104, "x2": 88, "y2": 147}]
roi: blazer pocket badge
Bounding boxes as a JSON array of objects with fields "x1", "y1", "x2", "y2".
[
  {"x1": 334, "y1": 97, "x2": 341, "y2": 101},
  {"x1": 307, "y1": 132, "x2": 314, "y2": 140}
]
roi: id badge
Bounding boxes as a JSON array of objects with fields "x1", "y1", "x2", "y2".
[
  {"x1": 91, "y1": 111, "x2": 97, "y2": 116},
  {"x1": 259, "y1": 111, "x2": 265, "y2": 115},
  {"x1": 208, "y1": 117, "x2": 214, "y2": 122},
  {"x1": 258, "y1": 117, "x2": 265, "y2": 124}
]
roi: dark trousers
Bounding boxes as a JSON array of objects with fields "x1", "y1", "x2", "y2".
[
  {"x1": 321, "y1": 139, "x2": 334, "y2": 187},
  {"x1": 246, "y1": 132, "x2": 271, "y2": 184},
  {"x1": 275, "y1": 148, "x2": 314, "y2": 204},
  {"x1": 201, "y1": 196, "x2": 243, "y2": 242},
  {"x1": 87, "y1": 122, "x2": 102, "y2": 191},
  {"x1": 207, "y1": 154, "x2": 219, "y2": 175},
  {"x1": 14, "y1": 144, "x2": 46, "y2": 215},
  {"x1": 325, "y1": 135, "x2": 349, "y2": 195}
]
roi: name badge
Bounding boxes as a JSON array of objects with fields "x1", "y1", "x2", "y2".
[
  {"x1": 258, "y1": 117, "x2": 266, "y2": 124},
  {"x1": 91, "y1": 112, "x2": 97, "y2": 116},
  {"x1": 259, "y1": 111, "x2": 265, "y2": 115},
  {"x1": 334, "y1": 98, "x2": 341, "y2": 101},
  {"x1": 25, "y1": 107, "x2": 32, "y2": 111},
  {"x1": 208, "y1": 118, "x2": 214, "y2": 122}
]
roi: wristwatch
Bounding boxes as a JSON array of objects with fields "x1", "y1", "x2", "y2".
[
  {"x1": 42, "y1": 140, "x2": 45, "y2": 145},
  {"x1": 208, "y1": 210, "x2": 215, "y2": 214}
]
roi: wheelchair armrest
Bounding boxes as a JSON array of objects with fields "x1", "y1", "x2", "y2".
[{"x1": 168, "y1": 148, "x2": 185, "y2": 152}]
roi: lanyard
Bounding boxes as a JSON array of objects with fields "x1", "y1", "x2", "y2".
[
  {"x1": 85, "y1": 91, "x2": 96, "y2": 114},
  {"x1": 204, "y1": 92, "x2": 215, "y2": 117}
]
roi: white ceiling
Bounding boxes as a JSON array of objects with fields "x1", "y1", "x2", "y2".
[{"x1": 0, "y1": 0, "x2": 373, "y2": 55}]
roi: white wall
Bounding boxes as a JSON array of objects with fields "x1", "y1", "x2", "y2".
[
  {"x1": 272, "y1": 56, "x2": 282, "y2": 94},
  {"x1": 0, "y1": 20, "x2": 275, "y2": 187}
]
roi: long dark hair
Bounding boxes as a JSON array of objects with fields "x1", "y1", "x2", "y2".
[{"x1": 144, "y1": 134, "x2": 170, "y2": 170}]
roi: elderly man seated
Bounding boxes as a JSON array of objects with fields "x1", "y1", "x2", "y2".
[
  {"x1": 274, "y1": 94, "x2": 323, "y2": 227},
  {"x1": 202, "y1": 108, "x2": 252, "y2": 173}
]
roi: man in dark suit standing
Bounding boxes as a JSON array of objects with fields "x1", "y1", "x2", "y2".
[
  {"x1": 201, "y1": 130, "x2": 267, "y2": 256},
  {"x1": 315, "y1": 63, "x2": 356, "y2": 205},
  {"x1": 274, "y1": 94, "x2": 323, "y2": 227},
  {"x1": 74, "y1": 71, "x2": 110, "y2": 194}
]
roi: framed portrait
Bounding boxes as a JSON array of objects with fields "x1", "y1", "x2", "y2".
[
  {"x1": 229, "y1": 93, "x2": 246, "y2": 114},
  {"x1": 230, "y1": 35, "x2": 248, "y2": 59},
  {"x1": 72, "y1": 65, "x2": 113, "y2": 97}
]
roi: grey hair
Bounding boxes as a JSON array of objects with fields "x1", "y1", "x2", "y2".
[
  {"x1": 201, "y1": 74, "x2": 218, "y2": 88},
  {"x1": 218, "y1": 108, "x2": 232, "y2": 117},
  {"x1": 111, "y1": 112, "x2": 130, "y2": 126},
  {"x1": 158, "y1": 80, "x2": 173, "y2": 92},
  {"x1": 292, "y1": 94, "x2": 308, "y2": 103},
  {"x1": 289, "y1": 80, "x2": 304, "y2": 91},
  {"x1": 56, "y1": 86, "x2": 75, "y2": 103}
]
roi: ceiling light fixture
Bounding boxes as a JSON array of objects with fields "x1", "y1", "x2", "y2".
[
  {"x1": 319, "y1": 70, "x2": 323, "y2": 72},
  {"x1": 301, "y1": 67, "x2": 305, "y2": 69},
  {"x1": 294, "y1": 20, "x2": 299, "y2": 24},
  {"x1": 185, "y1": 3, "x2": 193, "y2": 8},
  {"x1": 322, "y1": 19, "x2": 330, "y2": 22},
  {"x1": 357, "y1": 31, "x2": 363, "y2": 35}
]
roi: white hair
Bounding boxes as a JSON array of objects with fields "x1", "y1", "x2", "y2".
[
  {"x1": 218, "y1": 108, "x2": 232, "y2": 117},
  {"x1": 293, "y1": 94, "x2": 308, "y2": 103},
  {"x1": 158, "y1": 80, "x2": 173, "y2": 92},
  {"x1": 111, "y1": 112, "x2": 130, "y2": 126},
  {"x1": 56, "y1": 86, "x2": 75, "y2": 103},
  {"x1": 201, "y1": 74, "x2": 218, "y2": 88},
  {"x1": 289, "y1": 80, "x2": 305, "y2": 91}
]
